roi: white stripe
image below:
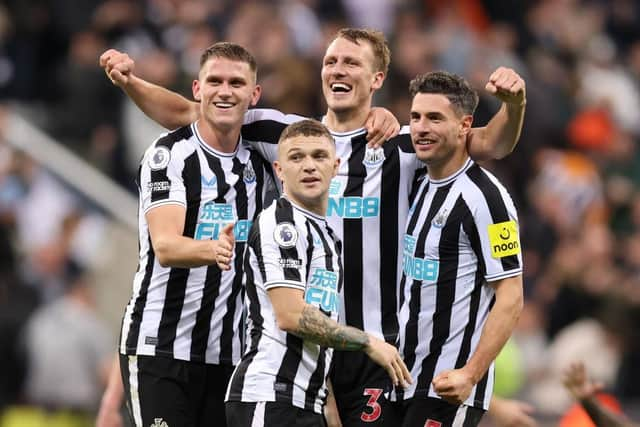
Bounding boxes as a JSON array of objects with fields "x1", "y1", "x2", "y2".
[
  {"x1": 452, "y1": 404, "x2": 468, "y2": 427},
  {"x1": 127, "y1": 356, "x2": 144, "y2": 427},
  {"x1": 251, "y1": 401, "x2": 266, "y2": 427}
]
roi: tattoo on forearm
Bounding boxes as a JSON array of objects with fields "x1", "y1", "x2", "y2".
[{"x1": 296, "y1": 305, "x2": 369, "y2": 351}]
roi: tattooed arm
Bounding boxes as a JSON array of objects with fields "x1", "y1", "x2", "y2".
[
  {"x1": 267, "y1": 287, "x2": 412, "y2": 387},
  {"x1": 296, "y1": 304, "x2": 369, "y2": 350}
]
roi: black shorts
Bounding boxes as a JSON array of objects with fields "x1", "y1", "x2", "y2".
[
  {"x1": 119, "y1": 354, "x2": 235, "y2": 427},
  {"x1": 330, "y1": 350, "x2": 401, "y2": 426},
  {"x1": 397, "y1": 397, "x2": 485, "y2": 427},
  {"x1": 225, "y1": 401, "x2": 327, "y2": 427}
]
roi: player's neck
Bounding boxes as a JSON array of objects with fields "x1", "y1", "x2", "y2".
[
  {"x1": 324, "y1": 107, "x2": 370, "y2": 134},
  {"x1": 427, "y1": 152, "x2": 470, "y2": 181},
  {"x1": 285, "y1": 193, "x2": 328, "y2": 217},
  {"x1": 196, "y1": 120, "x2": 240, "y2": 153}
]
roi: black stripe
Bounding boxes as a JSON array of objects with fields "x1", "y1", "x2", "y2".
[
  {"x1": 249, "y1": 152, "x2": 270, "y2": 214},
  {"x1": 473, "y1": 369, "x2": 490, "y2": 408},
  {"x1": 395, "y1": 133, "x2": 415, "y2": 153},
  {"x1": 326, "y1": 227, "x2": 343, "y2": 293},
  {"x1": 343, "y1": 136, "x2": 366, "y2": 329},
  {"x1": 190, "y1": 264, "x2": 221, "y2": 363},
  {"x1": 380, "y1": 141, "x2": 400, "y2": 343},
  {"x1": 403, "y1": 184, "x2": 450, "y2": 376},
  {"x1": 274, "y1": 198, "x2": 304, "y2": 405},
  {"x1": 396, "y1": 179, "x2": 430, "y2": 401},
  {"x1": 304, "y1": 222, "x2": 314, "y2": 291},
  {"x1": 219, "y1": 157, "x2": 251, "y2": 363},
  {"x1": 304, "y1": 219, "x2": 340, "y2": 409},
  {"x1": 399, "y1": 179, "x2": 430, "y2": 309},
  {"x1": 454, "y1": 199, "x2": 484, "y2": 369},
  {"x1": 465, "y1": 165, "x2": 519, "y2": 270},
  {"x1": 227, "y1": 224, "x2": 265, "y2": 400},
  {"x1": 416, "y1": 185, "x2": 462, "y2": 393},
  {"x1": 124, "y1": 240, "x2": 155, "y2": 352},
  {"x1": 275, "y1": 333, "x2": 304, "y2": 405},
  {"x1": 156, "y1": 151, "x2": 201, "y2": 357},
  {"x1": 241, "y1": 120, "x2": 287, "y2": 144}
]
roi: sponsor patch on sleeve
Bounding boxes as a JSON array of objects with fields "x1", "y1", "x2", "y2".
[
  {"x1": 148, "y1": 146, "x2": 171, "y2": 170},
  {"x1": 278, "y1": 258, "x2": 302, "y2": 269},
  {"x1": 487, "y1": 220, "x2": 520, "y2": 258},
  {"x1": 148, "y1": 181, "x2": 171, "y2": 193}
]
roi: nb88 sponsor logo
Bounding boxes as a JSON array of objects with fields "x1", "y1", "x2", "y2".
[
  {"x1": 327, "y1": 197, "x2": 380, "y2": 218},
  {"x1": 195, "y1": 220, "x2": 252, "y2": 242}
]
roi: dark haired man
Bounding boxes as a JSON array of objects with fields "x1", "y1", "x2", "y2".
[{"x1": 392, "y1": 71, "x2": 524, "y2": 426}]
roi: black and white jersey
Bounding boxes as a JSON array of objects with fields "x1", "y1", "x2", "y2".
[
  {"x1": 120, "y1": 123, "x2": 274, "y2": 365},
  {"x1": 393, "y1": 158, "x2": 523, "y2": 410},
  {"x1": 242, "y1": 109, "x2": 425, "y2": 343},
  {"x1": 226, "y1": 197, "x2": 342, "y2": 413}
]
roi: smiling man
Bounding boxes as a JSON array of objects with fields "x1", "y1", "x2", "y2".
[
  {"x1": 117, "y1": 42, "x2": 275, "y2": 427},
  {"x1": 392, "y1": 71, "x2": 524, "y2": 427}
]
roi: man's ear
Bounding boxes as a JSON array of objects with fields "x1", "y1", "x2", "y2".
[
  {"x1": 273, "y1": 160, "x2": 283, "y2": 181},
  {"x1": 192, "y1": 79, "x2": 201, "y2": 102},
  {"x1": 250, "y1": 84, "x2": 262, "y2": 107},
  {"x1": 333, "y1": 157, "x2": 340, "y2": 177},
  {"x1": 460, "y1": 115, "x2": 473, "y2": 137},
  {"x1": 371, "y1": 71, "x2": 385, "y2": 92}
]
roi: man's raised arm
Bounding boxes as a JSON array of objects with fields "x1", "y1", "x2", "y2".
[
  {"x1": 467, "y1": 66, "x2": 527, "y2": 160},
  {"x1": 99, "y1": 49, "x2": 199, "y2": 129}
]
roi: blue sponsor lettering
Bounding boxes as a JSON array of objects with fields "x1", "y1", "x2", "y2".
[
  {"x1": 195, "y1": 219, "x2": 252, "y2": 242},
  {"x1": 200, "y1": 203, "x2": 234, "y2": 221},
  {"x1": 403, "y1": 234, "x2": 416, "y2": 254},
  {"x1": 305, "y1": 268, "x2": 339, "y2": 312},
  {"x1": 327, "y1": 197, "x2": 380, "y2": 218},
  {"x1": 402, "y1": 253, "x2": 439, "y2": 283}
]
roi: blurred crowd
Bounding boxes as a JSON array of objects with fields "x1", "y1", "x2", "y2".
[{"x1": 0, "y1": 0, "x2": 640, "y2": 425}]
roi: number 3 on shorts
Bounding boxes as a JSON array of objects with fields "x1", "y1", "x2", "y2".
[{"x1": 360, "y1": 388, "x2": 383, "y2": 422}]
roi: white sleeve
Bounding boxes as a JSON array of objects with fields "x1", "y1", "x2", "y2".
[{"x1": 139, "y1": 139, "x2": 187, "y2": 213}]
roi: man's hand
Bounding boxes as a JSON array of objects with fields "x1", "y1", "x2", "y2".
[
  {"x1": 214, "y1": 223, "x2": 235, "y2": 271},
  {"x1": 99, "y1": 49, "x2": 135, "y2": 87},
  {"x1": 364, "y1": 336, "x2": 412, "y2": 388},
  {"x1": 563, "y1": 362, "x2": 603, "y2": 401},
  {"x1": 365, "y1": 107, "x2": 400, "y2": 148},
  {"x1": 485, "y1": 67, "x2": 526, "y2": 106},
  {"x1": 489, "y1": 396, "x2": 537, "y2": 427},
  {"x1": 432, "y1": 368, "x2": 474, "y2": 405}
]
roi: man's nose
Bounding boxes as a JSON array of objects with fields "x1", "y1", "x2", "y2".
[
  {"x1": 218, "y1": 82, "x2": 232, "y2": 96},
  {"x1": 302, "y1": 157, "x2": 316, "y2": 170}
]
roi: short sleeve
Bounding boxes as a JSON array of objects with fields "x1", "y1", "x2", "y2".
[
  {"x1": 254, "y1": 218, "x2": 309, "y2": 292},
  {"x1": 139, "y1": 142, "x2": 187, "y2": 213},
  {"x1": 473, "y1": 191, "x2": 523, "y2": 282}
]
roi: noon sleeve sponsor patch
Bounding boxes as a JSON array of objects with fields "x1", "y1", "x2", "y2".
[{"x1": 487, "y1": 220, "x2": 520, "y2": 258}]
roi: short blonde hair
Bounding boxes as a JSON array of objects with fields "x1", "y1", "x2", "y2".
[{"x1": 334, "y1": 28, "x2": 390, "y2": 74}]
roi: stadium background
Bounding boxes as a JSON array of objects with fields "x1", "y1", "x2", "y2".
[{"x1": 0, "y1": 0, "x2": 639, "y2": 425}]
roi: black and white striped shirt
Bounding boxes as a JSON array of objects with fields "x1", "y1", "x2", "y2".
[
  {"x1": 226, "y1": 197, "x2": 343, "y2": 413},
  {"x1": 242, "y1": 109, "x2": 424, "y2": 343},
  {"x1": 120, "y1": 123, "x2": 274, "y2": 365},
  {"x1": 394, "y1": 158, "x2": 522, "y2": 409}
]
